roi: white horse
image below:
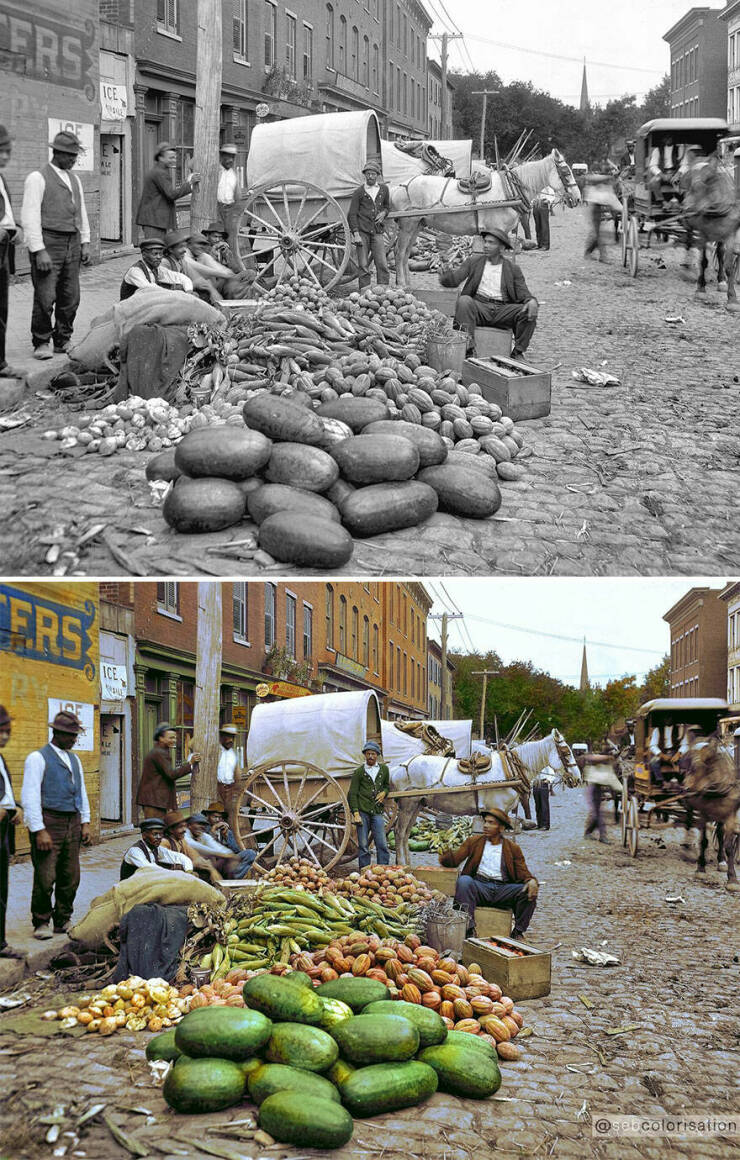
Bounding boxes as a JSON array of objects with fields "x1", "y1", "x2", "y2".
[
  {"x1": 391, "y1": 729, "x2": 580, "y2": 865},
  {"x1": 390, "y1": 151, "x2": 582, "y2": 286}
]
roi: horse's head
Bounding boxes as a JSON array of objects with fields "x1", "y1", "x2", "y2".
[
  {"x1": 550, "y1": 149, "x2": 581, "y2": 208},
  {"x1": 550, "y1": 728, "x2": 581, "y2": 781}
]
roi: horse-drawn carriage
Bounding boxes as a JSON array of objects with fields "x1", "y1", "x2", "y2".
[
  {"x1": 620, "y1": 117, "x2": 730, "y2": 277},
  {"x1": 621, "y1": 697, "x2": 732, "y2": 859},
  {"x1": 238, "y1": 110, "x2": 581, "y2": 290}
]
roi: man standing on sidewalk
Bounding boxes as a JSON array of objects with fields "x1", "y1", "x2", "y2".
[
  {"x1": 216, "y1": 724, "x2": 240, "y2": 831},
  {"x1": 0, "y1": 705, "x2": 22, "y2": 959},
  {"x1": 216, "y1": 144, "x2": 240, "y2": 254},
  {"x1": 0, "y1": 124, "x2": 22, "y2": 379},
  {"x1": 20, "y1": 131, "x2": 92, "y2": 359},
  {"x1": 21, "y1": 710, "x2": 92, "y2": 940}
]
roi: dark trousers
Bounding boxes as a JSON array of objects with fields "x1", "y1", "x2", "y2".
[
  {"x1": 584, "y1": 204, "x2": 606, "y2": 258},
  {"x1": 355, "y1": 231, "x2": 389, "y2": 290},
  {"x1": 455, "y1": 874, "x2": 536, "y2": 935},
  {"x1": 532, "y1": 780, "x2": 551, "y2": 829},
  {"x1": 0, "y1": 261, "x2": 9, "y2": 368},
  {"x1": 0, "y1": 814, "x2": 10, "y2": 947},
  {"x1": 533, "y1": 203, "x2": 550, "y2": 249},
  {"x1": 584, "y1": 784, "x2": 606, "y2": 840},
  {"x1": 141, "y1": 225, "x2": 167, "y2": 240},
  {"x1": 454, "y1": 295, "x2": 537, "y2": 354},
  {"x1": 29, "y1": 810, "x2": 81, "y2": 928},
  {"x1": 30, "y1": 231, "x2": 81, "y2": 348}
]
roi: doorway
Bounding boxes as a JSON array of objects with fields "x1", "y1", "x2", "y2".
[
  {"x1": 100, "y1": 714, "x2": 123, "y2": 822},
  {"x1": 100, "y1": 135, "x2": 123, "y2": 244}
]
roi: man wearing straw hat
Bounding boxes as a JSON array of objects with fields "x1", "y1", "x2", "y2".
[
  {"x1": 0, "y1": 705, "x2": 22, "y2": 958},
  {"x1": 216, "y1": 143, "x2": 241, "y2": 250},
  {"x1": 21, "y1": 710, "x2": 92, "y2": 940},
  {"x1": 348, "y1": 161, "x2": 390, "y2": 290}
]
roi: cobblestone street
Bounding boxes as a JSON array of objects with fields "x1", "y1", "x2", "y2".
[
  {"x1": 1, "y1": 789, "x2": 738, "y2": 1160},
  {"x1": 1, "y1": 208, "x2": 739, "y2": 577}
]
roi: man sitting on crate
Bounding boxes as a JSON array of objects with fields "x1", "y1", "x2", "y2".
[
  {"x1": 438, "y1": 228, "x2": 538, "y2": 360},
  {"x1": 439, "y1": 808, "x2": 539, "y2": 940}
]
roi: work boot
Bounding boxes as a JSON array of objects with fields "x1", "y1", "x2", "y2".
[
  {"x1": 33, "y1": 342, "x2": 53, "y2": 360},
  {"x1": 33, "y1": 922, "x2": 53, "y2": 940},
  {"x1": 53, "y1": 920, "x2": 71, "y2": 934}
]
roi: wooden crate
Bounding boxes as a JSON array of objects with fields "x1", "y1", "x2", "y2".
[
  {"x1": 217, "y1": 879, "x2": 269, "y2": 899},
  {"x1": 475, "y1": 908, "x2": 513, "y2": 939},
  {"x1": 474, "y1": 327, "x2": 512, "y2": 358},
  {"x1": 462, "y1": 935, "x2": 551, "y2": 999},
  {"x1": 411, "y1": 288, "x2": 459, "y2": 315},
  {"x1": 462, "y1": 355, "x2": 551, "y2": 421},
  {"x1": 413, "y1": 866, "x2": 459, "y2": 896}
]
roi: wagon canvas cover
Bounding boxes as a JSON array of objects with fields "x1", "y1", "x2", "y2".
[
  {"x1": 380, "y1": 139, "x2": 473, "y2": 183},
  {"x1": 381, "y1": 719, "x2": 473, "y2": 776},
  {"x1": 247, "y1": 110, "x2": 382, "y2": 200},
  {"x1": 246, "y1": 689, "x2": 382, "y2": 781}
]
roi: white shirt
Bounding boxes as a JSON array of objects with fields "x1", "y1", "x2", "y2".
[
  {"x1": 185, "y1": 828, "x2": 233, "y2": 860},
  {"x1": 123, "y1": 261, "x2": 194, "y2": 293},
  {"x1": 0, "y1": 753, "x2": 16, "y2": 810},
  {"x1": 477, "y1": 839, "x2": 504, "y2": 880},
  {"x1": 0, "y1": 174, "x2": 16, "y2": 232},
  {"x1": 363, "y1": 183, "x2": 380, "y2": 201},
  {"x1": 364, "y1": 762, "x2": 380, "y2": 783},
  {"x1": 123, "y1": 843, "x2": 193, "y2": 872},
  {"x1": 477, "y1": 260, "x2": 504, "y2": 301},
  {"x1": 217, "y1": 745, "x2": 238, "y2": 786},
  {"x1": 217, "y1": 166, "x2": 238, "y2": 204},
  {"x1": 21, "y1": 743, "x2": 91, "y2": 833},
  {"x1": 21, "y1": 164, "x2": 91, "y2": 252}
]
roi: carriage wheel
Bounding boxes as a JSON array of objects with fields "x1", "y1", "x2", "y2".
[
  {"x1": 620, "y1": 200, "x2": 629, "y2": 266},
  {"x1": 626, "y1": 796, "x2": 640, "y2": 857},
  {"x1": 627, "y1": 216, "x2": 639, "y2": 278},
  {"x1": 621, "y1": 784, "x2": 629, "y2": 846},
  {"x1": 237, "y1": 180, "x2": 352, "y2": 293},
  {"x1": 235, "y1": 759, "x2": 352, "y2": 874}
]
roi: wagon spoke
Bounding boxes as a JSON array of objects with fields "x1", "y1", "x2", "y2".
[
  {"x1": 299, "y1": 240, "x2": 347, "y2": 252},
  {"x1": 297, "y1": 824, "x2": 340, "y2": 855},
  {"x1": 241, "y1": 209, "x2": 283, "y2": 237},
  {"x1": 299, "y1": 818, "x2": 347, "y2": 833},
  {"x1": 251, "y1": 827, "x2": 283, "y2": 865},
  {"x1": 301, "y1": 840, "x2": 323, "y2": 868},
  {"x1": 282, "y1": 185, "x2": 293, "y2": 229},
  {"x1": 297, "y1": 251, "x2": 324, "y2": 288},
  {"x1": 294, "y1": 200, "x2": 327, "y2": 234},
  {"x1": 254, "y1": 250, "x2": 282, "y2": 284},
  {"x1": 240, "y1": 785, "x2": 283, "y2": 814},
  {"x1": 296, "y1": 780, "x2": 330, "y2": 812},
  {"x1": 299, "y1": 246, "x2": 338, "y2": 276},
  {"x1": 292, "y1": 185, "x2": 309, "y2": 229},
  {"x1": 258, "y1": 773, "x2": 290, "y2": 812},
  {"x1": 258, "y1": 192, "x2": 287, "y2": 230},
  {"x1": 292, "y1": 766, "x2": 309, "y2": 811}
]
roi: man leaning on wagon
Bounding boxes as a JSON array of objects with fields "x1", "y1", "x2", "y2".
[{"x1": 349, "y1": 161, "x2": 390, "y2": 291}]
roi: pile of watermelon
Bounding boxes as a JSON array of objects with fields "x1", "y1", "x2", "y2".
[{"x1": 154, "y1": 969, "x2": 504, "y2": 1150}]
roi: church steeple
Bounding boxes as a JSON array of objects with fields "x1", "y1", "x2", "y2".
[
  {"x1": 579, "y1": 60, "x2": 590, "y2": 112},
  {"x1": 579, "y1": 639, "x2": 590, "y2": 691}
]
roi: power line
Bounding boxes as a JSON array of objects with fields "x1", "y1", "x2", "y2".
[
  {"x1": 462, "y1": 613, "x2": 666, "y2": 656},
  {"x1": 461, "y1": 32, "x2": 664, "y2": 75}
]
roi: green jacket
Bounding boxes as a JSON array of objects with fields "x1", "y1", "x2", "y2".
[{"x1": 348, "y1": 763, "x2": 390, "y2": 815}]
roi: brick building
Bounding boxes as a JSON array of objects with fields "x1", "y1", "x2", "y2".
[
  {"x1": 320, "y1": 582, "x2": 386, "y2": 699},
  {"x1": 0, "y1": 583, "x2": 101, "y2": 853},
  {"x1": 720, "y1": 0, "x2": 740, "y2": 129},
  {"x1": 381, "y1": 582, "x2": 432, "y2": 719},
  {"x1": 427, "y1": 637, "x2": 455, "y2": 719},
  {"x1": 427, "y1": 58, "x2": 454, "y2": 140},
  {"x1": 720, "y1": 581, "x2": 740, "y2": 711},
  {"x1": 663, "y1": 586, "x2": 728, "y2": 699},
  {"x1": 1, "y1": 0, "x2": 102, "y2": 269},
  {"x1": 383, "y1": 0, "x2": 432, "y2": 140},
  {"x1": 664, "y1": 6, "x2": 727, "y2": 118}
]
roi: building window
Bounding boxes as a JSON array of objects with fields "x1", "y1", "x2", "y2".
[
  {"x1": 372, "y1": 43, "x2": 379, "y2": 91},
  {"x1": 389, "y1": 640, "x2": 394, "y2": 685},
  {"x1": 372, "y1": 623, "x2": 378, "y2": 671},
  {"x1": 403, "y1": 652, "x2": 407, "y2": 695},
  {"x1": 396, "y1": 645, "x2": 401, "y2": 689},
  {"x1": 326, "y1": 585, "x2": 334, "y2": 648},
  {"x1": 233, "y1": 0, "x2": 248, "y2": 57},
  {"x1": 303, "y1": 23, "x2": 313, "y2": 78},
  {"x1": 265, "y1": 1, "x2": 276, "y2": 67},
  {"x1": 156, "y1": 581, "x2": 179, "y2": 616},
  {"x1": 157, "y1": 0, "x2": 179, "y2": 34},
  {"x1": 362, "y1": 616, "x2": 370, "y2": 667},
  {"x1": 362, "y1": 34, "x2": 369, "y2": 86},
  {"x1": 339, "y1": 595, "x2": 347, "y2": 652},
  {"x1": 351, "y1": 25, "x2": 359, "y2": 80},
  {"x1": 410, "y1": 660, "x2": 415, "y2": 700},
  {"x1": 286, "y1": 13, "x2": 297, "y2": 78},
  {"x1": 233, "y1": 582, "x2": 248, "y2": 641},
  {"x1": 373, "y1": 0, "x2": 379, "y2": 17},
  {"x1": 285, "y1": 593, "x2": 297, "y2": 658},
  {"x1": 303, "y1": 603, "x2": 313, "y2": 659},
  {"x1": 351, "y1": 606, "x2": 359, "y2": 659},
  {"x1": 402, "y1": 13, "x2": 407, "y2": 55},
  {"x1": 326, "y1": 4, "x2": 334, "y2": 66},
  {"x1": 264, "y1": 583, "x2": 276, "y2": 647},
  {"x1": 338, "y1": 15, "x2": 346, "y2": 72},
  {"x1": 396, "y1": 4, "x2": 401, "y2": 48}
]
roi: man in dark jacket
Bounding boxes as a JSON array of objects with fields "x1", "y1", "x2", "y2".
[
  {"x1": 440, "y1": 807, "x2": 539, "y2": 937},
  {"x1": 348, "y1": 162, "x2": 390, "y2": 290},
  {"x1": 348, "y1": 740, "x2": 391, "y2": 869},
  {"x1": 135, "y1": 142, "x2": 200, "y2": 239},
  {"x1": 439, "y1": 228, "x2": 539, "y2": 358},
  {"x1": 136, "y1": 723, "x2": 200, "y2": 819}
]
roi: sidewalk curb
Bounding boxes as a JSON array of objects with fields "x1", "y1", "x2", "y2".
[{"x1": 0, "y1": 942, "x2": 60, "y2": 993}]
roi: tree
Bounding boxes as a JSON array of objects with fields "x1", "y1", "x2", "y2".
[
  {"x1": 639, "y1": 76, "x2": 671, "y2": 122},
  {"x1": 640, "y1": 655, "x2": 671, "y2": 702}
]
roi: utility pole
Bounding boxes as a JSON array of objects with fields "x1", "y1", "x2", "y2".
[
  {"x1": 190, "y1": 583, "x2": 223, "y2": 813},
  {"x1": 429, "y1": 32, "x2": 462, "y2": 140},
  {"x1": 429, "y1": 612, "x2": 462, "y2": 719},
  {"x1": 190, "y1": 0, "x2": 223, "y2": 230},
  {"x1": 471, "y1": 90, "x2": 499, "y2": 163},
  {"x1": 471, "y1": 669, "x2": 500, "y2": 742}
]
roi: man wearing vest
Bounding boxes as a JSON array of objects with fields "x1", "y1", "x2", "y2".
[
  {"x1": 0, "y1": 124, "x2": 22, "y2": 379},
  {"x1": 120, "y1": 818, "x2": 193, "y2": 880},
  {"x1": 21, "y1": 131, "x2": 92, "y2": 359},
  {"x1": 21, "y1": 710, "x2": 92, "y2": 940},
  {"x1": 0, "y1": 705, "x2": 22, "y2": 958},
  {"x1": 120, "y1": 237, "x2": 194, "y2": 300}
]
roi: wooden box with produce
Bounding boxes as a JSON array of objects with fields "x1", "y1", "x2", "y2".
[
  {"x1": 412, "y1": 866, "x2": 459, "y2": 896},
  {"x1": 462, "y1": 935, "x2": 551, "y2": 1000},
  {"x1": 461, "y1": 355, "x2": 552, "y2": 421},
  {"x1": 411, "y1": 288, "x2": 460, "y2": 315}
]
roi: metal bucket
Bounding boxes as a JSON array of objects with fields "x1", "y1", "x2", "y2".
[
  {"x1": 425, "y1": 332, "x2": 467, "y2": 375},
  {"x1": 190, "y1": 967, "x2": 211, "y2": 987},
  {"x1": 425, "y1": 912, "x2": 468, "y2": 958}
]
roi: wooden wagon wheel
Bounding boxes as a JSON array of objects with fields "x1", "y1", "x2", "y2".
[
  {"x1": 237, "y1": 180, "x2": 352, "y2": 292},
  {"x1": 627, "y1": 216, "x2": 640, "y2": 278},
  {"x1": 620, "y1": 200, "x2": 629, "y2": 266},
  {"x1": 626, "y1": 795, "x2": 640, "y2": 857},
  {"x1": 620, "y1": 783, "x2": 629, "y2": 846},
  {"x1": 235, "y1": 759, "x2": 352, "y2": 874}
]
